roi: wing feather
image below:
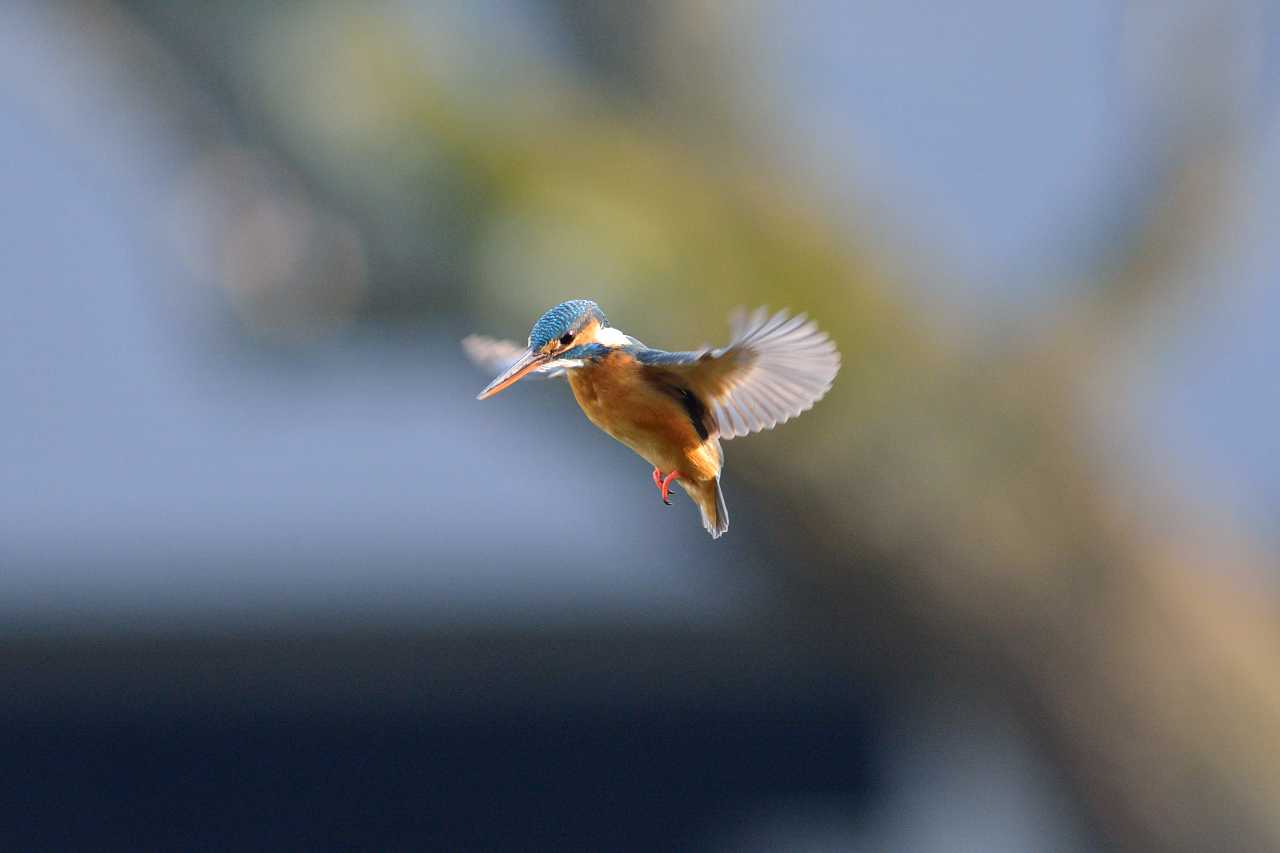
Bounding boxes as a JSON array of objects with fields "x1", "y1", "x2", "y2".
[{"x1": 636, "y1": 308, "x2": 840, "y2": 440}]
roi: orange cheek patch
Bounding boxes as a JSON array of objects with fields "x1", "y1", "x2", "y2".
[{"x1": 545, "y1": 319, "x2": 599, "y2": 355}]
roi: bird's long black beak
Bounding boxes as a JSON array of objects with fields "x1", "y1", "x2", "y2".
[{"x1": 476, "y1": 349, "x2": 550, "y2": 400}]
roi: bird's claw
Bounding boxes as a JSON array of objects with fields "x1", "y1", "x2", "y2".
[
  {"x1": 652, "y1": 468, "x2": 681, "y2": 505},
  {"x1": 660, "y1": 470, "x2": 682, "y2": 506}
]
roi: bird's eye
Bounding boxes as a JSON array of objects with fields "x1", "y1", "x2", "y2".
[{"x1": 559, "y1": 333, "x2": 574, "y2": 347}]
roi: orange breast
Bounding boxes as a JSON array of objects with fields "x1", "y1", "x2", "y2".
[{"x1": 568, "y1": 352, "x2": 721, "y2": 482}]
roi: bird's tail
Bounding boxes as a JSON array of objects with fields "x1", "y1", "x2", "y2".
[{"x1": 690, "y1": 477, "x2": 730, "y2": 539}]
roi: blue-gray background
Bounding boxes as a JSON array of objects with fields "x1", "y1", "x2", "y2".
[{"x1": 2, "y1": 3, "x2": 1277, "y2": 851}]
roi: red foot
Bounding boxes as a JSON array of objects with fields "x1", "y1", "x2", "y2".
[
  {"x1": 660, "y1": 470, "x2": 682, "y2": 506},
  {"x1": 652, "y1": 467, "x2": 663, "y2": 490}
]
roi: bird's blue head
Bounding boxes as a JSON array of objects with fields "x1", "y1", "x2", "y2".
[
  {"x1": 476, "y1": 300, "x2": 611, "y2": 400},
  {"x1": 528, "y1": 299, "x2": 608, "y2": 352}
]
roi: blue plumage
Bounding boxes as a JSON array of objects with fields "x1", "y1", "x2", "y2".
[
  {"x1": 529, "y1": 300, "x2": 607, "y2": 350},
  {"x1": 634, "y1": 349, "x2": 707, "y2": 367},
  {"x1": 560, "y1": 342, "x2": 613, "y2": 362}
]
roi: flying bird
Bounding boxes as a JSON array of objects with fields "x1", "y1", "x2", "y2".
[{"x1": 463, "y1": 300, "x2": 840, "y2": 539}]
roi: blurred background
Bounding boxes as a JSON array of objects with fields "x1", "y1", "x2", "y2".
[{"x1": 2, "y1": 1, "x2": 1278, "y2": 850}]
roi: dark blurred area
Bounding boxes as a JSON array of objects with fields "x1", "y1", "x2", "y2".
[{"x1": 3, "y1": 2, "x2": 1279, "y2": 851}]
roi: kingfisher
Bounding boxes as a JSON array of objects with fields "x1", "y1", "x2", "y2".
[{"x1": 463, "y1": 300, "x2": 840, "y2": 539}]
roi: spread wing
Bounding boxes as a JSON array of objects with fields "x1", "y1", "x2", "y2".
[
  {"x1": 636, "y1": 308, "x2": 840, "y2": 439},
  {"x1": 461, "y1": 335, "x2": 567, "y2": 379}
]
